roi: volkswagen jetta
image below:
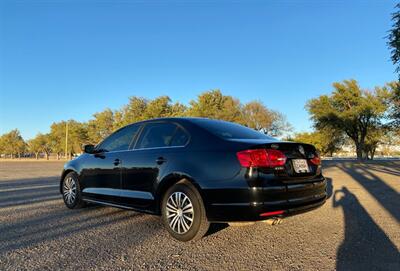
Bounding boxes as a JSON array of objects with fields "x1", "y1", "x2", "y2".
[{"x1": 60, "y1": 118, "x2": 327, "y2": 241}]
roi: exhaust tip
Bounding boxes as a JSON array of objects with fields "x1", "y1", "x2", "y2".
[{"x1": 262, "y1": 218, "x2": 283, "y2": 226}]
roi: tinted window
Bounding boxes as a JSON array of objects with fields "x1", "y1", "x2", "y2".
[
  {"x1": 97, "y1": 124, "x2": 140, "y2": 152},
  {"x1": 192, "y1": 119, "x2": 275, "y2": 140},
  {"x1": 170, "y1": 127, "x2": 189, "y2": 146},
  {"x1": 136, "y1": 123, "x2": 178, "y2": 149}
]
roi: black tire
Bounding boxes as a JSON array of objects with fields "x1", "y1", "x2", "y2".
[
  {"x1": 62, "y1": 172, "x2": 85, "y2": 209},
  {"x1": 161, "y1": 179, "x2": 210, "y2": 242}
]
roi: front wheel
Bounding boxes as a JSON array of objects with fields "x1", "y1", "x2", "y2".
[
  {"x1": 161, "y1": 180, "x2": 209, "y2": 242},
  {"x1": 62, "y1": 172, "x2": 85, "y2": 209}
]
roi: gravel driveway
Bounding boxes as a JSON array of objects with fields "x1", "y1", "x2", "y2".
[{"x1": 0, "y1": 160, "x2": 399, "y2": 270}]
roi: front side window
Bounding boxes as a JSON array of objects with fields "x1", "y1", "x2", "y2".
[
  {"x1": 135, "y1": 122, "x2": 187, "y2": 149},
  {"x1": 97, "y1": 124, "x2": 140, "y2": 152}
]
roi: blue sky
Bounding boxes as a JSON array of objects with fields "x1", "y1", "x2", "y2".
[{"x1": 0, "y1": 0, "x2": 397, "y2": 139}]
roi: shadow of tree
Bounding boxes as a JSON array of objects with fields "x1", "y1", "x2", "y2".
[
  {"x1": 0, "y1": 176, "x2": 59, "y2": 189},
  {"x1": 338, "y1": 163, "x2": 400, "y2": 223},
  {"x1": 333, "y1": 187, "x2": 400, "y2": 270},
  {"x1": 0, "y1": 176, "x2": 155, "y2": 254},
  {"x1": 359, "y1": 163, "x2": 400, "y2": 177},
  {"x1": 0, "y1": 207, "x2": 141, "y2": 253}
]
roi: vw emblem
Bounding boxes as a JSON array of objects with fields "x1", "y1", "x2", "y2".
[
  {"x1": 298, "y1": 145, "x2": 305, "y2": 155},
  {"x1": 271, "y1": 144, "x2": 279, "y2": 149}
]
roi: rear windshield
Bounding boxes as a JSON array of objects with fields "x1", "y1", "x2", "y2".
[{"x1": 191, "y1": 119, "x2": 275, "y2": 140}]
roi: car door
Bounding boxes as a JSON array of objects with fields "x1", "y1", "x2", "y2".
[
  {"x1": 119, "y1": 122, "x2": 189, "y2": 209},
  {"x1": 80, "y1": 124, "x2": 141, "y2": 203}
]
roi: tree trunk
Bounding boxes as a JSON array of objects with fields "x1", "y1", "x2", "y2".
[
  {"x1": 370, "y1": 148, "x2": 376, "y2": 160},
  {"x1": 355, "y1": 143, "x2": 364, "y2": 160},
  {"x1": 56, "y1": 153, "x2": 60, "y2": 160},
  {"x1": 45, "y1": 152, "x2": 49, "y2": 160},
  {"x1": 35, "y1": 153, "x2": 39, "y2": 160}
]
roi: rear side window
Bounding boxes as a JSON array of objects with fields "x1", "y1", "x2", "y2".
[
  {"x1": 97, "y1": 124, "x2": 140, "y2": 152},
  {"x1": 136, "y1": 123, "x2": 178, "y2": 149},
  {"x1": 192, "y1": 119, "x2": 275, "y2": 140},
  {"x1": 170, "y1": 127, "x2": 189, "y2": 147}
]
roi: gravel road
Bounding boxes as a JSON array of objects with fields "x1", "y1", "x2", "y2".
[{"x1": 0, "y1": 160, "x2": 399, "y2": 270}]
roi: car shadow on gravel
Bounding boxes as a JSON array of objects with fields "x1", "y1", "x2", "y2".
[
  {"x1": 0, "y1": 205, "x2": 142, "y2": 254},
  {"x1": 205, "y1": 223, "x2": 229, "y2": 237},
  {"x1": 333, "y1": 186, "x2": 400, "y2": 270}
]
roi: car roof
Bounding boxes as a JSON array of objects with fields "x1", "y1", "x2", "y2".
[{"x1": 130, "y1": 117, "x2": 219, "y2": 125}]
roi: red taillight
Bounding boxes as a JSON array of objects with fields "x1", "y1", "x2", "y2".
[
  {"x1": 236, "y1": 149, "x2": 287, "y2": 168},
  {"x1": 260, "y1": 210, "x2": 284, "y2": 217},
  {"x1": 310, "y1": 154, "x2": 321, "y2": 165},
  {"x1": 266, "y1": 149, "x2": 287, "y2": 167}
]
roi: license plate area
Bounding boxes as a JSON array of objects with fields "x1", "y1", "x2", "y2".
[{"x1": 292, "y1": 159, "x2": 310, "y2": 173}]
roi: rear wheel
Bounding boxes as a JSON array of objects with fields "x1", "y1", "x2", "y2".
[
  {"x1": 161, "y1": 180, "x2": 209, "y2": 242},
  {"x1": 62, "y1": 172, "x2": 85, "y2": 209}
]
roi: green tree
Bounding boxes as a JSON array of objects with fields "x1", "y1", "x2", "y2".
[
  {"x1": 307, "y1": 79, "x2": 389, "y2": 160},
  {"x1": 49, "y1": 120, "x2": 88, "y2": 159},
  {"x1": 28, "y1": 134, "x2": 44, "y2": 159},
  {"x1": 49, "y1": 121, "x2": 67, "y2": 159},
  {"x1": 41, "y1": 134, "x2": 53, "y2": 160},
  {"x1": 115, "y1": 97, "x2": 148, "y2": 128},
  {"x1": 67, "y1": 120, "x2": 89, "y2": 156},
  {"x1": 0, "y1": 137, "x2": 4, "y2": 157},
  {"x1": 293, "y1": 128, "x2": 344, "y2": 157},
  {"x1": 87, "y1": 109, "x2": 115, "y2": 144},
  {"x1": 169, "y1": 102, "x2": 187, "y2": 117},
  {"x1": 364, "y1": 127, "x2": 385, "y2": 160},
  {"x1": 241, "y1": 101, "x2": 291, "y2": 137},
  {"x1": 143, "y1": 96, "x2": 173, "y2": 119},
  {"x1": 378, "y1": 130, "x2": 400, "y2": 156},
  {"x1": 388, "y1": 4, "x2": 400, "y2": 128},
  {"x1": 113, "y1": 96, "x2": 187, "y2": 129},
  {"x1": 384, "y1": 82, "x2": 400, "y2": 129},
  {"x1": 29, "y1": 133, "x2": 53, "y2": 160},
  {"x1": 0, "y1": 129, "x2": 26, "y2": 158},
  {"x1": 188, "y1": 90, "x2": 243, "y2": 123},
  {"x1": 388, "y1": 3, "x2": 400, "y2": 76}
]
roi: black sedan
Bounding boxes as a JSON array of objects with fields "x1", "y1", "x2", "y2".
[{"x1": 60, "y1": 117, "x2": 327, "y2": 241}]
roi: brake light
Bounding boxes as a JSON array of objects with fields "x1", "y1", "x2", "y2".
[
  {"x1": 310, "y1": 154, "x2": 321, "y2": 165},
  {"x1": 236, "y1": 149, "x2": 287, "y2": 168}
]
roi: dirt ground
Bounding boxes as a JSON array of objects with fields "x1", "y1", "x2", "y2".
[{"x1": 0, "y1": 160, "x2": 399, "y2": 270}]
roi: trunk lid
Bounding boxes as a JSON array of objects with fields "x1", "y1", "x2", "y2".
[{"x1": 253, "y1": 141, "x2": 321, "y2": 180}]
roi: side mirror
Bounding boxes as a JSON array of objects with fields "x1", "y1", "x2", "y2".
[{"x1": 83, "y1": 144, "x2": 95, "y2": 154}]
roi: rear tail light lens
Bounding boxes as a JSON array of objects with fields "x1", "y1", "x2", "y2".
[
  {"x1": 236, "y1": 149, "x2": 287, "y2": 168},
  {"x1": 310, "y1": 153, "x2": 321, "y2": 165}
]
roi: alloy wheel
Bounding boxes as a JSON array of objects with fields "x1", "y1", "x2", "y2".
[
  {"x1": 166, "y1": 192, "x2": 194, "y2": 234},
  {"x1": 63, "y1": 176, "x2": 77, "y2": 205}
]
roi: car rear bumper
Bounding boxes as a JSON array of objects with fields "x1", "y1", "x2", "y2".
[{"x1": 203, "y1": 176, "x2": 327, "y2": 222}]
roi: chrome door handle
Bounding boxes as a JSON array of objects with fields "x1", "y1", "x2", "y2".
[
  {"x1": 113, "y1": 159, "x2": 121, "y2": 166},
  {"x1": 156, "y1": 157, "x2": 167, "y2": 165}
]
